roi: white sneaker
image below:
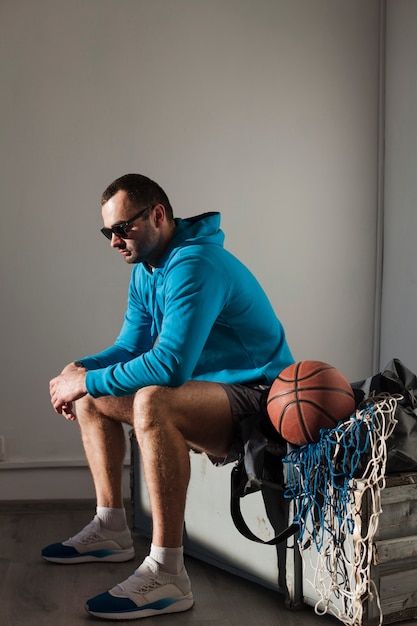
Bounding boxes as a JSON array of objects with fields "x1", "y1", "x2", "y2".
[
  {"x1": 85, "y1": 556, "x2": 194, "y2": 620},
  {"x1": 41, "y1": 515, "x2": 135, "y2": 563}
]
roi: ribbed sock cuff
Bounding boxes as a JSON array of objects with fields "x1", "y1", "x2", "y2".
[
  {"x1": 96, "y1": 506, "x2": 127, "y2": 532},
  {"x1": 150, "y1": 544, "x2": 184, "y2": 575}
]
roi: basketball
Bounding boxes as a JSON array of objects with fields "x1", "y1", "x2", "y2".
[{"x1": 266, "y1": 360, "x2": 355, "y2": 446}]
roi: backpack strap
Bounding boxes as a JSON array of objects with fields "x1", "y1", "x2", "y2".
[{"x1": 230, "y1": 463, "x2": 299, "y2": 545}]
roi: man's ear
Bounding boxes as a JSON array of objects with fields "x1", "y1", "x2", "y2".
[{"x1": 154, "y1": 203, "x2": 165, "y2": 226}]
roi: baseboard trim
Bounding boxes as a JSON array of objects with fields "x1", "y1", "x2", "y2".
[
  {"x1": 0, "y1": 498, "x2": 132, "y2": 513},
  {"x1": 0, "y1": 459, "x2": 90, "y2": 470},
  {"x1": 0, "y1": 463, "x2": 131, "y2": 501}
]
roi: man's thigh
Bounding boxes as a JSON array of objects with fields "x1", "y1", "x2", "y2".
[
  {"x1": 134, "y1": 381, "x2": 266, "y2": 463},
  {"x1": 134, "y1": 381, "x2": 234, "y2": 459}
]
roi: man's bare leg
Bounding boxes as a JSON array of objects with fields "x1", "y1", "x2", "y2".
[
  {"x1": 84, "y1": 380, "x2": 233, "y2": 619},
  {"x1": 75, "y1": 395, "x2": 134, "y2": 509},
  {"x1": 133, "y1": 381, "x2": 233, "y2": 548},
  {"x1": 74, "y1": 381, "x2": 232, "y2": 548},
  {"x1": 41, "y1": 394, "x2": 137, "y2": 564}
]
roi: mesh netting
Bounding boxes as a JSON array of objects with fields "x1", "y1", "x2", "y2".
[{"x1": 283, "y1": 394, "x2": 399, "y2": 626}]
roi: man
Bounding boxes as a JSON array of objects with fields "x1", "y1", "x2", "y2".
[{"x1": 44, "y1": 173, "x2": 294, "y2": 620}]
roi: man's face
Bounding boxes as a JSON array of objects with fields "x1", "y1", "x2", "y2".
[{"x1": 101, "y1": 190, "x2": 159, "y2": 265}]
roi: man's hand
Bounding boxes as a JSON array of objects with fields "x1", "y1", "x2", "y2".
[{"x1": 49, "y1": 362, "x2": 88, "y2": 421}]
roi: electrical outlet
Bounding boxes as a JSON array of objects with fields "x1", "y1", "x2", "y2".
[{"x1": 0, "y1": 436, "x2": 5, "y2": 461}]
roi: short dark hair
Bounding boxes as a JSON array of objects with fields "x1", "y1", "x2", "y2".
[{"x1": 101, "y1": 173, "x2": 174, "y2": 221}]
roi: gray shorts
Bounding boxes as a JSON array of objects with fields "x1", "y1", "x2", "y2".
[{"x1": 207, "y1": 383, "x2": 270, "y2": 466}]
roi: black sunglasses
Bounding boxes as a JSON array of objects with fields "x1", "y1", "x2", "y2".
[{"x1": 101, "y1": 206, "x2": 154, "y2": 240}]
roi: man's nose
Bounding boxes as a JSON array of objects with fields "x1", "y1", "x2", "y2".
[{"x1": 110, "y1": 232, "x2": 124, "y2": 247}]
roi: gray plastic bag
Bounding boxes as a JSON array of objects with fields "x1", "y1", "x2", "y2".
[{"x1": 351, "y1": 358, "x2": 417, "y2": 473}]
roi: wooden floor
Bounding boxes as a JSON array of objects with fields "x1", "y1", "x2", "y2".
[{"x1": 0, "y1": 500, "x2": 415, "y2": 626}]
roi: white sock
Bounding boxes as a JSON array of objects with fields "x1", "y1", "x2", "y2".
[
  {"x1": 150, "y1": 544, "x2": 184, "y2": 575},
  {"x1": 96, "y1": 506, "x2": 128, "y2": 532}
]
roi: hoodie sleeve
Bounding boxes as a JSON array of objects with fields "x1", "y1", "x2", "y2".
[{"x1": 84, "y1": 246, "x2": 230, "y2": 397}]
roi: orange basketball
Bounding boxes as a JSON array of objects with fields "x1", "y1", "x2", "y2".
[{"x1": 267, "y1": 361, "x2": 355, "y2": 446}]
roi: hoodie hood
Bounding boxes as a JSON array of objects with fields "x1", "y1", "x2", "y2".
[
  {"x1": 138, "y1": 212, "x2": 225, "y2": 338},
  {"x1": 160, "y1": 212, "x2": 225, "y2": 266}
]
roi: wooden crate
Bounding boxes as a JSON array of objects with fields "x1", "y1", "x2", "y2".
[
  {"x1": 364, "y1": 472, "x2": 417, "y2": 624},
  {"x1": 286, "y1": 472, "x2": 417, "y2": 625}
]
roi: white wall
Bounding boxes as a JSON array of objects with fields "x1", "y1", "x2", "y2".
[
  {"x1": 380, "y1": 0, "x2": 417, "y2": 372},
  {"x1": 0, "y1": 0, "x2": 381, "y2": 499}
]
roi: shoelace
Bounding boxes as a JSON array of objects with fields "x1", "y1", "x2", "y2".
[
  {"x1": 137, "y1": 579, "x2": 159, "y2": 594},
  {"x1": 118, "y1": 573, "x2": 159, "y2": 595},
  {"x1": 79, "y1": 531, "x2": 103, "y2": 544},
  {"x1": 68, "y1": 519, "x2": 102, "y2": 544}
]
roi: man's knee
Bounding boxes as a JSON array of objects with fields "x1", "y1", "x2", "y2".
[
  {"x1": 133, "y1": 385, "x2": 183, "y2": 434},
  {"x1": 133, "y1": 385, "x2": 164, "y2": 420},
  {"x1": 75, "y1": 393, "x2": 96, "y2": 417},
  {"x1": 75, "y1": 393, "x2": 135, "y2": 425}
]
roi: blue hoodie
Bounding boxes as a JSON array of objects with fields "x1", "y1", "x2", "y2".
[{"x1": 78, "y1": 212, "x2": 294, "y2": 397}]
